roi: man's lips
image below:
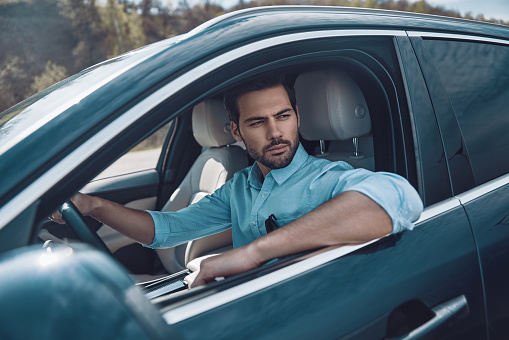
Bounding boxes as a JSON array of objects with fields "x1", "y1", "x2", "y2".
[{"x1": 266, "y1": 144, "x2": 289, "y2": 154}]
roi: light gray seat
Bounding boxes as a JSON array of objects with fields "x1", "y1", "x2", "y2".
[
  {"x1": 155, "y1": 99, "x2": 248, "y2": 274},
  {"x1": 294, "y1": 69, "x2": 375, "y2": 170}
]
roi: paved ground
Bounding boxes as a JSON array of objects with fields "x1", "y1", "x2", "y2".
[{"x1": 94, "y1": 149, "x2": 161, "y2": 180}]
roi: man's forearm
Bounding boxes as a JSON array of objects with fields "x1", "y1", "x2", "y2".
[
  {"x1": 75, "y1": 193, "x2": 155, "y2": 245},
  {"x1": 247, "y1": 191, "x2": 393, "y2": 265},
  {"x1": 192, "y1": 191, "x2": 393, "y2": 287}
]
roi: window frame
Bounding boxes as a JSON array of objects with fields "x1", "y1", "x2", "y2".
[
  {"x1": 143, "y1": 32, "x2": 419, "y2": 322},
  {"x1": 8, "y1": 29, "x2": 426, "y2": 325}
]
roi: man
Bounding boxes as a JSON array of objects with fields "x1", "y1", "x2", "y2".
[{"x1": 53, "y1": 73, "x2": 423, "y2": 287}]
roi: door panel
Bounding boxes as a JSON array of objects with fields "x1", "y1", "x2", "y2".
[
  {"x1": 416, "y1": 36, "x2": 509, "y2": 338},
  {"x1": 171, "y1": 203, "x2": 486, "y2": 339},
  {"x1": 459, "y1": 179, "x2": 509, "y2": 339}
]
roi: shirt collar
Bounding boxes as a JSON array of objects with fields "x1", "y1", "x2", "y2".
[
  {"x1": 247, "y1": 162, "x2": 263, "y2": 189},
  {"x1": 247, "y1": 143, "x2": 309, "y2": 188}
]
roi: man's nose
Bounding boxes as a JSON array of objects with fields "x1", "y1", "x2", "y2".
[{"x1": 266, "y1": 118, "x2": 282, "y2": 140}]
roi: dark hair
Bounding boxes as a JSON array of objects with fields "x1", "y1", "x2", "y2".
[{"x1": 223, "y1": 72, "x2": 297, "y2": 126}]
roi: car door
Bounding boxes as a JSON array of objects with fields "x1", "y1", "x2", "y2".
[
  {"x1": 148, "y1": 33, "x2": 488, "y2": 339},
  {"x1": 412, "y1": 33, "x2": 509, "y2": 340}
]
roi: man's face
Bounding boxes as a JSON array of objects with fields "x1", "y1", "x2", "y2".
[{"x1": 231, "y1": 84, "x2": 300, "y2": 177}]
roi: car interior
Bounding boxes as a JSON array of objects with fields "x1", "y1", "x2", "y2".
[{"x1": 37, "y1": 62, "x2": 389, "y2": 300}]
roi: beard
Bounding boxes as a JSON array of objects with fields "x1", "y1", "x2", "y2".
[{"x1": 244, "y1": 134, "x2": 300, "y2": 170}]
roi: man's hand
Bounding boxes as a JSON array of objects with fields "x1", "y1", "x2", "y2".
[
  {"x1": 49, "y1": 193, "x2": 95, "y2": 224},
  {"x1": 49, "y1": 193, "x2": 155, "y2": 245},
  {"x1": 191, "y1": 244, "x2": 262, "y2": 288}
]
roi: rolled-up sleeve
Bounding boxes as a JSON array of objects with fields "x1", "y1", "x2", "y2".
[
  {"x1": 144, "y1": 181, "x2": 233, "y2": 249},
  {"x1": 323, "y1": 164, "x2": 423, "y2": 234}
]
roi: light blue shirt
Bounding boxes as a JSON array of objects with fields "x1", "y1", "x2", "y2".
[{"x1": 146, "y1": 144, "x2": 423, "y2": 249}]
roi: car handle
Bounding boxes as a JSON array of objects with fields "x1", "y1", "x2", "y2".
[{"x1": 387, "y1": 295, "x2": 469, "y2": 340}]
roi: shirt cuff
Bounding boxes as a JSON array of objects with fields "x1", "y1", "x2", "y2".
[
  {"x1": 346, "y1": 173, "x2": 423, "y2": 234},
  {"x1": 143, "y1": 210, "x2": 170, "y2": 248}
]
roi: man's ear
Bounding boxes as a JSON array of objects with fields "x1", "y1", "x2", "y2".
[{"x1": 231, "y1": 121, "x2": 243, "y2": 142}]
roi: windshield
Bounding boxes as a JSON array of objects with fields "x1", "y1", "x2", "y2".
[{"x1": 0, "y1": 35, "x2": 181, "y2": 156}]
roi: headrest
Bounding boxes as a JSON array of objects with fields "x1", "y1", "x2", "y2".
[
  {"x1": 294, "y1": 69, "x2": 371, "y2": 141},
  {"x1": 192, "y1": 99, "x2": 236, "y2": 147}
]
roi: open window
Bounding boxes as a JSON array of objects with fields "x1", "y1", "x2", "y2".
[
  {"x1": 123, "y1": 36, "x2": 415, "y2": 301},
  {"x1": 35, "y1": 33, "x2": 417, "y2": 320}
]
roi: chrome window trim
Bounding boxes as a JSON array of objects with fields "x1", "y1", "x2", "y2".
[
  {"x1": 457, "y1": 173, "x2": 509, "y2": 204},
  {"x1": 163, "y1": 238, "x2": 382, "y2": 324},
  {"x1": 0, "y1": 29, "x2": 406, "y2": 228},
  {"x1": 406, "y1": 31, "x2": 509, "y2": 46},
  {"x1": 162, "y1": 197, "x2": 459, "y2": 324},
  {"x1": 414, "y1": 198, "x2": 460, "y2": 225}
]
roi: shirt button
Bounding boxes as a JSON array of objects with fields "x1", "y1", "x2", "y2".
[
  {"x1": 261, "y1": 193, "x2": 266, "y2": 198},
  {"x1": 252, "y1": 222, "x2": 256, "y2": 226}
]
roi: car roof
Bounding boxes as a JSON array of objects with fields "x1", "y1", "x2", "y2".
[{"x1": 194, "y1": 6, "x2": 509, "y2": 39}]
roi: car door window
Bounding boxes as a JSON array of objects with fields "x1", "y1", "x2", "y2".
[
  {"x1": 424, "y1": 37, "x2": 509, "y2": 339},
  {"x1": 94, "y1": 121, "x2": 173, "y2": 180},
  {"x1": 423, "y1": 39, "x2": 509, "y2": 185}
]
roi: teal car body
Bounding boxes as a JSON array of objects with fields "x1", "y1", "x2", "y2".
[{"x1": 1, "y1": 6, "x2": 509, "y2": 340}]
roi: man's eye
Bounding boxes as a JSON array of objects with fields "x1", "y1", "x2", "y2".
[
  {"x1": 278, "y1": 114, "x2": 291, "y2": 119},
  {"x1": 249, "y1": 121, "x2": 262, "y2": 127}
]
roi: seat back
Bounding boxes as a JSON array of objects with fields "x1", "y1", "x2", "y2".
[
  {"x1": 156, "y1": 99, "x2": 247, "y2": 273},
  {"x1": 294, "y1": 69, "x2": 375, "y2": 170}
]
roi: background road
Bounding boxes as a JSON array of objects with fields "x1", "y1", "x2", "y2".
[{"x1": 95, "y1": 149, "x2": 161, "y2": 180}]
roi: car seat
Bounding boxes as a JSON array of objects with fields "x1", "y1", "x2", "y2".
[
  {"x1": 294, "y1": 69, "x2": 374, "y2": 170},
  {"x1": 154, "y1": 99, "x2": 248, "y2": 275}
]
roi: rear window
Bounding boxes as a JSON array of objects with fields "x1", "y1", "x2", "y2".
[{"x1": 424, "y1": 39, "x2": 509, "y2": 185}]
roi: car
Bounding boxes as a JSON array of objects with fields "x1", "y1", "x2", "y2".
[{"x1": 1, "y1": 5, "x2": 509, "y2": 340}]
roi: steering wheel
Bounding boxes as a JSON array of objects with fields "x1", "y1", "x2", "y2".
[{"x1": 59, "y1": 200, "x2": 111, "y2": 254}]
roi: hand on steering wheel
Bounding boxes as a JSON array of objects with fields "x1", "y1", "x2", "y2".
[{"x1": 53, "y1": 200, "x2": 110, "y2": 254}]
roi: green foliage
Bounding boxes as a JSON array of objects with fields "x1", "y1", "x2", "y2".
[
  {"x1": 28, "y1": 61, "x2": 68, "y2": 96},
  {"x1": 0, "y1": 0, "x2": 31, "y2": 4},
  {"x1": 1, "y1": 0, "x2": 508, "y2": 115},
  {"x1": 0, "y1": 57, "x2": 29, "y2": 112},
  {"x1": 57, "y1": 0, "x2": 108, "y2": 69},
  {"x1": 99, "y1": 0, "x2": 146, "y2": 57}
]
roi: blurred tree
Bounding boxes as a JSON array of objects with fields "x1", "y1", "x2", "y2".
[
  {"x1": 178, "y1": 0, "x2": 225, "y2": 33},
  {"x1": 1, "y1": 0, "x2": 508, "y2": 115},
  {"x1": 141, "y1": 0, "x2": 153, "y2": 16},
  {"x1": 0, "y1": 0, "x2": 32, "y2": 3},
  {"x1": 413, "y1": 0, "x2": 427, "y2": 13},
  {"x1": 137, "y1": 0, "x2": 180, "y2": 43},
  {"x1": 364, "y1": 0, "x2": 378, "y2": 9},
  {"x1": 28, "y1": 61, "x2": 68, "y2": 96},
  {"x1": 57, "y1": 0, "x2": 108, "y2": 69},
  {"x1": 99, "y1": 0, "x2": 146, "y2": 57},
  {"x1": 0, "y1": 57, "x2": 29, "y2": 110}
]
